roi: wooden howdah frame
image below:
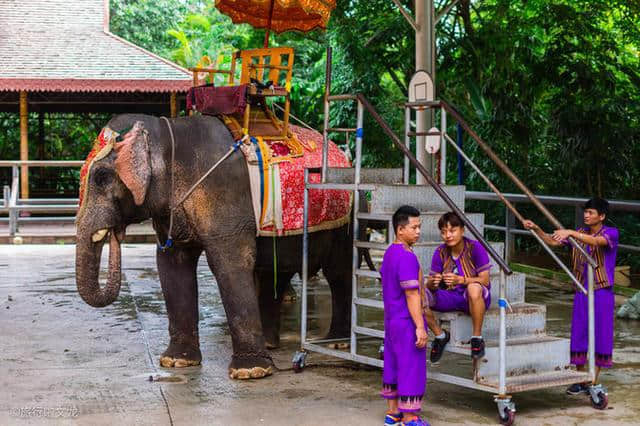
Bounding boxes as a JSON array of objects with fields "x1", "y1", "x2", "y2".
[{"x1": 189, "y1": 47, "x2": 294, "y2": 139}]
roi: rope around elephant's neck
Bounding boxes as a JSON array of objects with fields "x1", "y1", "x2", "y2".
[
  {"x1": 158, "y1": 117, "x2": 176, "y2": 250},
  {"x1": 157, "y1": 117, "x2": 243, "y2": 251}
]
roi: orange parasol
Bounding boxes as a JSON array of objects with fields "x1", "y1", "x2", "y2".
[{"x1": 215, "y1": 0, "x2": 336, "y2": 47}]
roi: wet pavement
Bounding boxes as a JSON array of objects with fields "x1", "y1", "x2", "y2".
[{"x1": 1, "y1": 244, "x2": 639, "y2": 425}]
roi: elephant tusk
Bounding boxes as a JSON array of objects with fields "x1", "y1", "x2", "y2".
[{"x1": 92, "y1": 228, "x2": 109, "y2": 243}]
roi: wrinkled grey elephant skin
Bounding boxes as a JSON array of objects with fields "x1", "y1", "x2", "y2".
[{"x1": 75, "y1": 114, "x2": 352, "y2": 379}]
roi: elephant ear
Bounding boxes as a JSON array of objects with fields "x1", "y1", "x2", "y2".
[{"x1": 114, "y1": 121, "x2": 151, "y2": 206}]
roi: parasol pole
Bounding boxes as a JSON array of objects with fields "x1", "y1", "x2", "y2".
[{"x1": 263, "y1": 0, "x2": 276, "y2": 48}]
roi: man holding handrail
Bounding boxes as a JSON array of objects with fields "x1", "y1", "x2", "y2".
[{"x1": 524, "y1": 197, "x2": 618, "y2": 394}]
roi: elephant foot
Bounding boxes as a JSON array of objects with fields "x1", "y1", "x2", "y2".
[
  {"x1": 228, "y1": 351, "x2": 274, "y2": 380},
  {"x1": 325, "y1": 327, "x2": 350, "y2": 341},
  {"x1": 160, "y1": 342, "x2": 202, "y2": 368}
]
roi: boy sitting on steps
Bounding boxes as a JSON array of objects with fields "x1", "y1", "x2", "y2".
[{"x1": 424, "y1": 212, "x2": 492, "y2": 362}]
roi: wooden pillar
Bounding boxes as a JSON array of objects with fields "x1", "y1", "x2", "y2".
[
  {"x1": 19, "y1": 91, "x2": 29, "y2": 199},
  {"x1": 170, "y1": 92, "x2": 177, "y2": 118}
]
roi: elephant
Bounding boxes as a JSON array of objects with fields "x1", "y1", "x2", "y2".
[{"x1": 75, "y1": 114, "x2": 353, "y2": 379}]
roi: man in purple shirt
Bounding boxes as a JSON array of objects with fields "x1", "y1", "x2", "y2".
[
  {"x1": 524, "y1": 197, "x2": 618, "y2": 394},
  {"x1": 380, "y1": 205, "x2": 429, "y2": 426},
  {"x1": 423, "y1": 212, "x2": 492, "y2": 362}
]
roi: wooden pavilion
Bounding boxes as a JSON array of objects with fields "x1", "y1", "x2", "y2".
[{"x1": 0, "y1": 0, "x2": 192, "y2": 198}]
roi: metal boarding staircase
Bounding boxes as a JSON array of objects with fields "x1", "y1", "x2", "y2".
[{"x1": 297, "y1": 54, "x2": 606, "y2": 424}]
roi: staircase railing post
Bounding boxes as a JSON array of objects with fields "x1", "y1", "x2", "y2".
[
  {"x1": 351, "y1": 99, "x2": 365, "y2": 354},
  {"x1": 321, "y1": 46, "x2": 332, "y2": 182},
  {"x1": 440, "y1": 106, "x2": 447, "y2": 184},
  {"x1": 404, "y1": 106, "x2": 411, "y2": 184},
  {"x1": 505, "y1": 207, "x2": 515, "y2": 263},
  {"x1": 574, "y1": 205, "x2": 583, "y2": 229},
  {"x1": 456, "y1": 123, "x2": 464, "y2": 185},
  {"x1": 588, "y1": 264, "x2": 596, "y2": 383},
  {"x1": 301, "y1": 168, "x2": 310, "y2": 345},
  {"x1": 499, "y1": 268, "x2": 507, "y2": 396}
]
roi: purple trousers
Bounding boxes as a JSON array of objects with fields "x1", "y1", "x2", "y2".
[
  {"x1": 570, "y1": 287, "x2": 614, "y2": 368},
  {"x1": 381, "y1": 317, "x2": 426, "y2": 412},
  {"x1": 426, "y1": 284, "x2": 491, "y2": 313}
]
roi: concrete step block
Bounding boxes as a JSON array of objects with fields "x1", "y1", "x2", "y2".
[
  {"x1": 358, "y1": 212, "x2": 485, "y2": 242},
  {"x1": 476, "y1": 336, "x2": 572, "y2": 379},
  {"x1": 370, "y1": 184, "x2": 466, "y2": 213},
  {"x1": 325, "y1": 167, "x2": 404, "y2": 184},
  {"x1": 438, "y1": 302, "x2": 546, "y2": 344}
]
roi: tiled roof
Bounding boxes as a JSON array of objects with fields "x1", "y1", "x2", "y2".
[{"x1": 0, "y1": 0, "x2": 192, "y2": 93}]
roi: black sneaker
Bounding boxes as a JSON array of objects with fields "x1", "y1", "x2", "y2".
[
  {"x1": 430, "y1": 330, "x2": 450, "y2": 363},
  {"x1": 566, "y1": 382, "x2": 589, "y2": 395},
  {"x1": 470, "y1": 337, "x2": 485, "y2": 359}
]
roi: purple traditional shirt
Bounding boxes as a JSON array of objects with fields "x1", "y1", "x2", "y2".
[
  {"x1": 429, "y1": 237, "x2": 492, "y2": 292},
  {"x1": 380, "y1": 243, "x2": 421, "y2": 321},
  {"x1": 565, "y1": 225, "x2": 619, "y2": 288}
]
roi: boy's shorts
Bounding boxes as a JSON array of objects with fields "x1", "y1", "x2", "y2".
[{"x1": 425, "y1": 284, "x2": 491, "y2": 313}]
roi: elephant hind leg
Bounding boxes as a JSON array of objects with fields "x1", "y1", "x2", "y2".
[
  {"x1": 257, "y1": 270, "x2": 295, "y2": 349},
  {"x1": 157, "y1": 246, "x2": 203, "y2": 368},
  {"x1": 322, "y1": 248, "x2": 352, "y2": 340}
]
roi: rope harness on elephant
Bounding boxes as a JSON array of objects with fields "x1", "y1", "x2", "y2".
[{"x1": 157, "y1": 116, "x2": 243, "y2": 251}]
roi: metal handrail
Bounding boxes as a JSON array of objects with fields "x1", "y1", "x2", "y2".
[
  {"x1": 466, "y1": 191, "x2": 640, "y2": 212},
  {"x1": 402, "y1": 99, "x2": 597, "y2": 269},
  {"x1": 357, "y1": 94, "x2": 512, "y2": 275},
  {"x1": 442, "y1": 133, "x2": 587, "y2": 294},
  {"x1": 440, "y1": 101, "x2": 598, "y2": 268},
  {"x1": 1, "y1": 161, "x2": 84, "y2": 236},
  {"x1": 467, "y1": 191, "x2": 640, "y2": 255}
]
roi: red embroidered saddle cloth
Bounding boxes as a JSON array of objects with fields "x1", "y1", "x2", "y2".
[
  {"x1": 266, "y1": 125, "x2": 351, "y2": 236},
  {"x1": 230, "y1": 123, "x2": 350, "y2": 236}
]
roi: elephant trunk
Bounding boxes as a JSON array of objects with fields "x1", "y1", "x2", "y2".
[{"x1": 76, "y1": 229, "x2": 122, "y2": 307}]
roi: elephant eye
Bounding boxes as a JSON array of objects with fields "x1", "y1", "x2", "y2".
[{"x1": 92, "y1": 168, "x2": 112, "y2": 186}]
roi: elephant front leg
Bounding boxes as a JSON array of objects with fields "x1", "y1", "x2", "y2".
[
  {"x1": 157, "y1": 246, "x2": 203, "y2": 368},
  {"x1": 205, "y1": 245, "x2": 273, "y2": 380}
]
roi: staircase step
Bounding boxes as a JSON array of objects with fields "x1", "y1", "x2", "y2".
[
  {"x1": 479, "y1": 370, "x2": 591, "y2": 393},
  {"x1": 370, "y1": 184, "x2": 465, "y2": 213},
  {"x1": 438, "y1": 302, "x2": 545, "y2": 344},
  {"x1": 447, "y1": 336, "x2": 572, "y2": 379},
  {"x1": 357, "y1": 212, "x2": 485, "y2": 242},
  {"x1": 325, "y1": 167, "x2": 404, "y2": 184}
]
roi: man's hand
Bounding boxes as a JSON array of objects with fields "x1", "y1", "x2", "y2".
[
  {"x1": 415, "y1": 326, "x2": 428, "y2": 348},
  {"x1": 552, "y1": 229, "x2": 573, "y2": 242},
  {"x1": 427, "y1": 273, "x2": 442, "y2": 289},
  {"x1": 442, "y1": 273, "x2": 463, "y2": 289},
  {"x1": 523, "y1": 220, "x2": 539, "y2": 231}
]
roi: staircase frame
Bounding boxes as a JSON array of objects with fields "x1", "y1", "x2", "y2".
[{"x1": 298, "y1": 48, "x2": 599, "y2": 413}]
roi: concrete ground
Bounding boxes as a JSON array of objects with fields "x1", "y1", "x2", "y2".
[{"x1": 1, "y1": 244, "x2": 639, "y2": 425}]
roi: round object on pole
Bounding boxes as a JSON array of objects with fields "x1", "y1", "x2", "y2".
[
  {"x1": 408, "y1": 69, "x2": 434, "y2": 105},
  {"x1": 425, "y1": 127, "x2": 440, "y2": 153}
]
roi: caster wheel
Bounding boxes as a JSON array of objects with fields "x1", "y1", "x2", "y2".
[
  {"x1": 591, "y1": 391, "x2": 608, "y2": 410},
  {"x1": 499, "y1": 408, "x2": 515, "y2": 426},
  {"x1": 292, "y1": 351, "x2": 307, "y2": 373}
]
